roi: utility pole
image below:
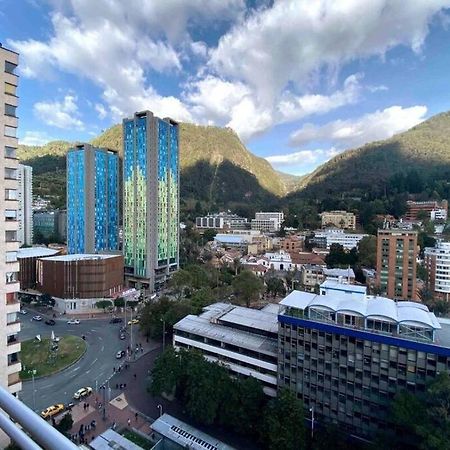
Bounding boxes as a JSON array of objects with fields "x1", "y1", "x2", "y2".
[
  {"x1": 30, "y1": 369, "x2": 36, "y2": 411},
  {"x1": 161, "y1": 317, "x2": 166, "y2": 351}
]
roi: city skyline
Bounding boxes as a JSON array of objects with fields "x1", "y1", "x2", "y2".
[{"x1": 2, "y1": 1, "x2": 450, "y2": 175}]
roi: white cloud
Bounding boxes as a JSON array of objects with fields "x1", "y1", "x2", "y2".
[
  {"x1": 289, "y1": 105, "x2": 428, "y2": 148},
  {"x1": 34, "y1": 95, "x2": 84, "y2": 129},
  {"x1": 95, "y1": 103, "x2": 107, "y2": 120},
  {"x1": 19, "y1": 131, "x2": 54, "y2": 146},
  {"x1": 266, "y1": 148, "x2": 341, "y2": 175}
]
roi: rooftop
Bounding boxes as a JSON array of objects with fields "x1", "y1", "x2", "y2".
[
  {"x1": 323, "y1": 268, "x2": 356, "y2": 278},
  {"x1": 320, "y1": 279, "x2": 367, "y2": 295},
  {"x1": 152, "y1": 414, "x2": 236, "y2": 450},
  {"x1": 17, "y1": 247, "x2": 60, "y2": 259},
  {"x1": 218, "y1": 305, "x2": 278, "y2": 334},
  {"x1": 42, "y1": 253, "x2": 121, "y2": 262},
  {"x1": 90, "y1": 429, "x2": 143, "y2": 450},
  {"x1": 214, "y1": 235, "x2": 247, "y2": 244}
]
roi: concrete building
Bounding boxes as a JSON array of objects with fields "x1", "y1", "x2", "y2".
[
  {"x1": 279, "y1": 235, "x2": 304, "y2": 253},
  {"x1": 0, "y1": 44, "x2": 21, "y2": 445},
  {"x1": 67, "y1": 144, "x2": 119, "y2": 254},
  {"x1": 320, "y1": 210, "x2": 356, "y2": 230},
  {"x1": 123, "y1": 111, "x2": 179, "y2": 293},
  {"x1": 36, "y1": 254, "x2": 123, "y2": 313},
  {"x1": 251, "y1": 211, "x2": 284, "y2": 232},
  {"x1": 278, "y1": 281, "x2": 445, "y2": 438},
  {"x1": 312, "y1": 229, "x2": 368, "y2": 250},
  {"x1": 424, "y1": 241, "x2": 450, "y2": 301},
  {"x1": 173, "y1": 303, "x2": 278, "y2": 396},
  {"x1": 17, "y1": 247, "x2": 61, "y2": 290},
  {"x1": 195, "y1": 212, "x2": 248, "y2": 230},
  {"x1": 376, "y1": 229, "x2": 418, "y2": 300},
  {"x1": 17, "y1": 164, "x2": 32, "y2": 246},
  {"x1": 405, "y1": 200, "x2": 448, "y2": 222}
]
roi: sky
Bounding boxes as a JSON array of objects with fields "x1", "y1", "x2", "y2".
[{"x1": 2, "y1": 0, "x2": 450, "y2": 175}]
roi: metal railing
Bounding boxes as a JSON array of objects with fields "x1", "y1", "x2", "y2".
[{"x1": 0, "y1": 385, "x2": 79, "y2": 450}]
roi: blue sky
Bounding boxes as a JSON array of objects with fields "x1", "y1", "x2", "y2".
[{"x1": 2, "y1": 0, "x2": 450, "y2": 175}]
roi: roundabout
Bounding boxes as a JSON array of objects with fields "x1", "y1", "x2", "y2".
[{"x1": 20, "y1": 335, "x2": 86, "y2": 380}]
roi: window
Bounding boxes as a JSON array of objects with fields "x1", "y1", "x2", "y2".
[
  {"x1": 5, "y1": 126, "x2": 16, "y2": 138},
  {"x1": 6, "y1": 272, "x2": 18, "y2": 284},
  {"x1": 5, "y1": 104, "x2": 16, "y2": 117},
  {"x1": 5, "y1": 189, "x2": 17, "y2": 200},
  {"x1": 5, "y1": 230, "x2": 17, "y2": 242},
  {"x1": 5, "y1": 209, "x2": 17, "y2": 221},
  {"x1": 5, "y1": 83, "x2": 16, "y2": 96},
  {"x1": 6, "y1": 251, "x2": 17, "y2": 263},
  {"x1": 5, "y1": 61, "x2": 17, "y2": 75},
  {"x1": 5, "y1": 168, "x2": 17, "y2": 179},
  {"x1": 5, "y1": 146, "x2": 16, "y2": 158}
]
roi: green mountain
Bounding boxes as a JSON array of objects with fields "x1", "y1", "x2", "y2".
[
  {"x1": 298, "y1": 112, "x2": 450, "y2": 199},
  {"x1": 18, "y1": 122, "x2": 299, "y2": 215}
]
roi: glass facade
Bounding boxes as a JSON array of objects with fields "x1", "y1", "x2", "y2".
[
  {"x1": 123, "y1": 111, "x2": 179, "y2": 286},
  {"x1": 67, "y1": 145, "x2": 118, "y2": 254}
]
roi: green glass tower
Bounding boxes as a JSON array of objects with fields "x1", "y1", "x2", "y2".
[{"x1": 123, "y1": 111, "x2": 179, "y2": 292}]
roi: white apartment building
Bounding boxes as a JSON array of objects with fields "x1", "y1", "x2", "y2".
[
  {"x1": 425, "y1": 241, "x2": 450, "y2": 301},
  {"x1": 313, "y1": 228, "x2": 368, "y2": 250},
  {"x1": 0, "y1": 44, "x2": 21, "y2": 446},
  {"x1": 320, "y1": 210, "x2": 356, "y2": 230},
  {"x1": 251, "y1": 211, "x2": 284, "y2": 232},
  {"x1": 17, "y1": 164, "x2": 33, "y2": 246},
  {"x1": 173, "y1": 303, "x2": 278, "y2": 396},
  {"x1": 195, "y1": 212, "x2": 248, "y2": 230}
]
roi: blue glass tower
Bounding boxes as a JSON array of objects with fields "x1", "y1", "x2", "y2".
[{"x1": 67, "y1": 144, "x2": 119, "y2": 254}]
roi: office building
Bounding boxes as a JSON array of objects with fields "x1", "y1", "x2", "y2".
[
  {"x1": 0, "y1": 45, "x2": 21, "y2": 446},
  {"x1": 277, "y1": 281, "x2": 447, "y2": 438},
  {"x1": 36, "y1": 254, "x2": 123, "y2": 313},
  {"x1": 123, "y1": 111, "x2": 179, "y2": 292},
  {"x1": 67, "y1": 144, "x2": 119, "y2": 254},
  {"x1": 195, "y1": 212, "x2": 248, "y2": 230},
  {"x1": 405, "y1": 200, "x2": 448, "y2": 222},
  {"x1": 17, "y1": 247, "x2": 61, "y2": 290},
  {"x1": 376, "y1": 229, "x2": 418, "y2": 300},
  {"x1": 312, "y1": 229, "x2": 368, "y2": 250},
  {"x1": 251, "y1": 211, "x2": 284, "y2": 232},
  {"x1": 33, "y1": 209, "x2": 67, "y2": 243},
  {"x1": 173, "y1": 302, "x2": 278, "y2": 396},
  {"x1": 17, "y1": 164, "x2": 32, "y2": 246},
  {"x1": 320, "y1": 210, "x2": 356, "y2": 230},
  {"x1": 424, "y1": 241, "x2": 450, "y2": 301}
]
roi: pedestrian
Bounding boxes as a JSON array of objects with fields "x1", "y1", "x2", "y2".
[
  {"x1": 135, "y1": 412, "x2": 138, "y2": 421},
  {"x1": 124, "y1": 383, "x2": 127, "y2": 389},
  {"x1": 127, "y1": 418, "x2": 131, "y2": 427},
  {"x1": 116, "y1": 383, "x2": 118, "y2": 389},
  {"x1": 141, "y1": 347, "x2": 143, "y2": 353},
  {"x1": 133, "y1": 373, "x2": 136, "y2": 379},
  {"x1": 113, "y1": 366, "x2": 116, "y2": 373}
]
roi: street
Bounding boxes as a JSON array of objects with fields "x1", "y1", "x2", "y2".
[{"x1": 19, "y1": 308, "x2": 156, "y2": 412}]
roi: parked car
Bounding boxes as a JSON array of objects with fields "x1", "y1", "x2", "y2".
[
  {"x1": 109, "y1": 317, "x2": 123, "y2": 324},
  {"x1": 19, "y1": 309, "x2": 27, "y2": 315},
  {"x1": 40, "y1": 403, "x2": 64, "y2": 420},
  {"x1": 73, "y1": 386, "x2": 93, "y2": 400},
  {"x1": 128, "y1": 319, "x2": 139, "y2": 325},
  {"x1": 67, "y1": 319, "x2": 80, "y2": 325},
  {"x1": 116, "y1": 350, "x2": 126, "y2": 359},
  {"x1": 32, "y1": 315, "x2": 42, "y2": 321},
  {"x1": 45, "y1": 319, "x2": 56, "y2": 326}
]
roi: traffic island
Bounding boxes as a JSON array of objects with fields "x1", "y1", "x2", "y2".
[{"x1": 19, "y1": 335, "x2": 87, "y2": 380}]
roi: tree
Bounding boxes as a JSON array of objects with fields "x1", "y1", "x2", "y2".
[
  {"x1": 262, "y1": 388, "x2": 306, "y2": 450},
  {"x1": 325, "y1": 244, "x2": 358, "y2": 268},
  {"x1": 266, "y1": 277, "x2": 286, "y2": 297},
  {"x1": 202, "y1": 228, "x2": 217, "y2": 242},
  {"x1": 232, "y1": 270, "x2": 264, "y2": 307},
  {"x1": 186, "y1": 264, "x2": 211, "y2": 290},
  {"x1": 55, "y1": 413, "x2": 73, "y2": 434},
  {"x1": 357, "y1": 235, "x2": 377, "y2": 267},
  {"x1": 96, "y1": 300, "x2": 113, "y2": 310},
  {"x1": 114, "y1": 297, "x2": 125, "y2": 308},
  {"x1": 39, "y1": 293, "x2": 55, "y2": 307},
  {"x1": 191, "y1": 287, "x2": 214, "y2": 314},
  {"x1": 169, "y1": 269, "x2": 192, "y2": 300},
  {"x1": 149, "y1": 347, "x2": 184, "y2": 397}
]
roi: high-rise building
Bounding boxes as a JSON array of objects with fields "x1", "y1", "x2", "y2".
[
  {"x1": 17, "y1": 164, "x2": 33, "y2": 246},
  {"x1": 67, "y1": 144, "x2": 119, "y2": 254},
  {"x1": 424, "y1": 241, "x2": 450, "y2": 301},
  {"x1": 376, "y1": 229, "x2": 418, "y2": 300},
  {"x1": 123, "y1": 111, "x2": 179, "y2": 292},
  {"x1": 278, "y1": 281, "x2": 445, "y2": 438},
  {"x1": 0, "y1": 44, "x2": 22, "y2": 445}
]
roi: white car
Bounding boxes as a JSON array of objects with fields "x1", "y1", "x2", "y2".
[
  {"x1": 73, "y1": 386, "x2": 93, "y2": 400},
  {"x1": 32, "y1": 315, "x2": 42, "y2": 321},
  {"x1": 67, "y1": 319, "x2": 80, "y2": 325},
  {"x1": 20, "y1": 309, "x2": 27, "y2": 315}
]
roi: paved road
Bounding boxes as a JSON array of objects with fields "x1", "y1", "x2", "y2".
[{"x1": 19, "y1": 309, "x2": 130, "y2": 412}]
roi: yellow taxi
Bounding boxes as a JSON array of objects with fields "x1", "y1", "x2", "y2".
[{"x1": 40, "y1": 403, "x2": 65, "y2": 420}]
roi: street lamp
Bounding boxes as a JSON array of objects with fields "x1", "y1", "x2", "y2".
[
  {"x1": 160, "y1": 317, "x2": 166, "y2": 351},
  {"x1": 28, "y1": 369, "x2": 37, "y2": 411},
  {"x1": 157, "y1": 404, "x2": 163, "y2": 417},
  {"x1": 310, "y1": 406, "x2": 315, "y2": 440}
]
